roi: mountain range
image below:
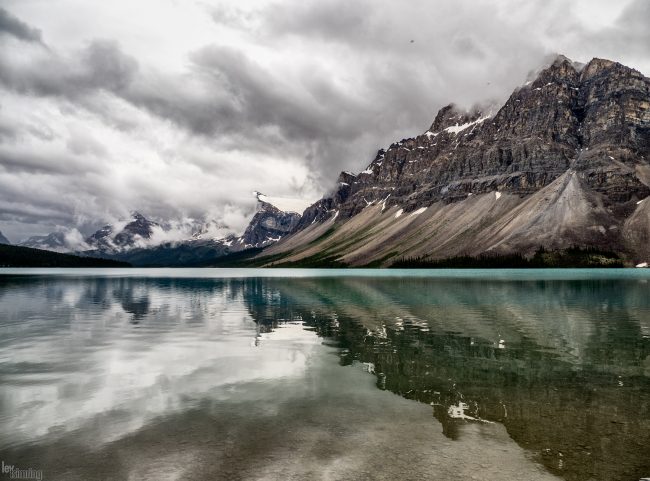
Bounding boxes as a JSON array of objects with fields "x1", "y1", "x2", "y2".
[
  {"x1": 7, "y1": 55, "x2": 650, "y2": 268},
  {"x1": 256, "y1": 55, "x2": 650, "y2": 267},
  {"x1": 14, "y1": 193, "x2": 303, "y2": 266},
  {"x1": 89, "y1": 196, "x2": 302, "y2": 267}
]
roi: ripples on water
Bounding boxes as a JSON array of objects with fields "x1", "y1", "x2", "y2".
[{"x1": 0, "y1": 269, "x2": 648, "y2": 481}]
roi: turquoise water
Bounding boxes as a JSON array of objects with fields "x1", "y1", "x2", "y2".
[{"x1": 0, "y1": 269, "x2": 649, "y2": 480}]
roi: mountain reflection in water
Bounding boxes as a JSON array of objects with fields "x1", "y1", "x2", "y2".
[{"x1": 0, "y1": 271, "x2": 649, "y2": 481}]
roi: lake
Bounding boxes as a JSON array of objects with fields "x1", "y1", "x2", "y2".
[{"x1": 0, "y1": 268, "x2": 649, "y2": 481}]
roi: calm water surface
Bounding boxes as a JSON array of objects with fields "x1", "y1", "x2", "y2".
[{"x1": 0, "y1": 268, "x2": 649, "y2": 481}]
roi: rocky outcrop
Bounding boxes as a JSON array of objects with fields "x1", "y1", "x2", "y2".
[
  {"x1": 262, "y1": 55, "x2": 650, "y2": 266},
  {"x1": 239, "y1": 194, "x2": 301, "y2": 248}
]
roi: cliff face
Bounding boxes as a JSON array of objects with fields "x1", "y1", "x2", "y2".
[
  {"x1": 260, "y1": 56, "x2": 650, "y2": 266},
  {"x1": 240, "y1": 196, "x2": 301, "y2": 248},
  {"x1": 333, "y1": 55, "x2": 648, "y2": 213}
]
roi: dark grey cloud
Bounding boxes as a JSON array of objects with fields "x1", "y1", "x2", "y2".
[
  {"x1": 0, "y1": 39, "x2": 137, "y2": 99},
  {"x1": 0, "y1": 7, "x2": 43, "y2": 43},
  {"x1": 615, "y1": 0, "x2": 649, "y2": 34},
  {"x1": 596, "y1": 0, "x2": 650, "y2": 59},
  {"x1": 262, "y1": 0, "x2": 372, "y2": 44},
  {"x1": 187, "y1": 45, "x2": 365, "y2": 140},
  {"x1": 0, "y1": 147, "x2": 107, "y2": 175},
  {"x1": 81, "y1": 40, "x2": 139, "y2": 92}
]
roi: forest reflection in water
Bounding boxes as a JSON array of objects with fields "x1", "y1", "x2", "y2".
[{"x1": 0, "y1": 271, "x2": 648, "y2": 481}]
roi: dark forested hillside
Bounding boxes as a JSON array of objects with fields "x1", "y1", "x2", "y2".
[{"x1": 0, "y1": 244, "x2": 131, "y2": 268}]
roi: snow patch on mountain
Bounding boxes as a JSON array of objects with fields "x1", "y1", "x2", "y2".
[{"x1": 444, "y1": 116, "x2": 490, "y2": 135}]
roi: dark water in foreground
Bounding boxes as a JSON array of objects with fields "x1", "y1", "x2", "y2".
[{"x1": 0, "y1": 268, "x2": 649, "y2": 481}]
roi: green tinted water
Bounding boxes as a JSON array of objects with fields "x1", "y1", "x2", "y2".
[{"x1": 0, "y1": 269, "x2": 648, "y2": 480}]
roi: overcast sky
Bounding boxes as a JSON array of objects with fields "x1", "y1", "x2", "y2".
[{"x1": 0, "y1": 0, "x2": 648, "y2": 242}]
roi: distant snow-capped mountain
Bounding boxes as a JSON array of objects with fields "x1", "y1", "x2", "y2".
[
  {"x1": 16, "y1": 212, "x2": 162, "y2": 255},
  {"x1": 103, "y1": 194, "x2": 303, "y2": 266},
  {"x1": 9, "y1": 192, "x2": 310, "y2": 265},
  {"x1": 18, "y1": 232, "x2": 69, "y2": 253},
  {"x1": 0, "y1": 231, "x2": 10, "y2": 245},
  {"x1": 85, "y1": 211, "x2": 160, "y2": 253}
]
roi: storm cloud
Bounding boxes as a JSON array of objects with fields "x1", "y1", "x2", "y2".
[
  {"x1": 0, "y1": 7, "x2": 43, "y2": 43},
  {"x1": 0, "y1": 0, "x2": 648, "y2": 241}
]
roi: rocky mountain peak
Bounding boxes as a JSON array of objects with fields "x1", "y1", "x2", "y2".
[
  {"x1": 429, "y1": 104, "x2": 488, "y2": 132},
  {"x1": 85, "y1": 211, "x2": 159, "y2": 252},
  {"x1": 130, "y1": 211, "x2": 148, "y2": 223},
  {"x1": 240, "y1": 192, "x2": 302, "y2": 247},
  {"x1": 337, "y1": 171, "x2": 358, "y2": 185},
  {"x1": 0, "y1": 231, "x2": 11, "y2": 245},
  {"x1": 531, "y1": 55, "x2": 580, "y2": 87},
  {"x1": 113, "y1": 212, "x2": 158, "y2": 247},
  {"x1": 254, "y1": 192, "x2": 280, "y2": 213},
  {"x1": 580, "y1": 57, "x2": 618, "y2": 81},
  {"x1": 124, "y1": 211, "x2": 156, "y2": 234}
]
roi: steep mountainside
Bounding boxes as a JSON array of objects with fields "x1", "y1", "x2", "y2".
[
  {"x1": 0, "y1": 231, "x2": 10, "y2": 245},
  {"x1": 259, "y1": 56, "x2": 650, "y2": 266}
]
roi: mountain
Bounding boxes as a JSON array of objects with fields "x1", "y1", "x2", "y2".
[
  {"x1": 0, "y1": 244, "x2": 130, "y2": 267},
  {"x1": 256, "y1": 56, "x2": 650, "y2": 267},
  {"x1": 0, "y1": 231, "x2": 10, "y2": 245},
  {"x1": 86, "y1": 211, "x2": 160, "y2": 252},
  {"x1": 15, "y1": 212, "x2": 161, "y2": 255},
  {"x1": 238, "y1": 193, "x2": 302, "y2": 248},
  {"x1": 87, "y1": 194, "x2": 303, "y2": 266},
  {"x1": 18, "y1": 232, "x2": 69, "y2": 253},
  {"x1": 5, "y1": 193, "x2": 304, "y2": 266},
  {"x1": 97, "y1": 237, "x2": 238, "y2": 267}
]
